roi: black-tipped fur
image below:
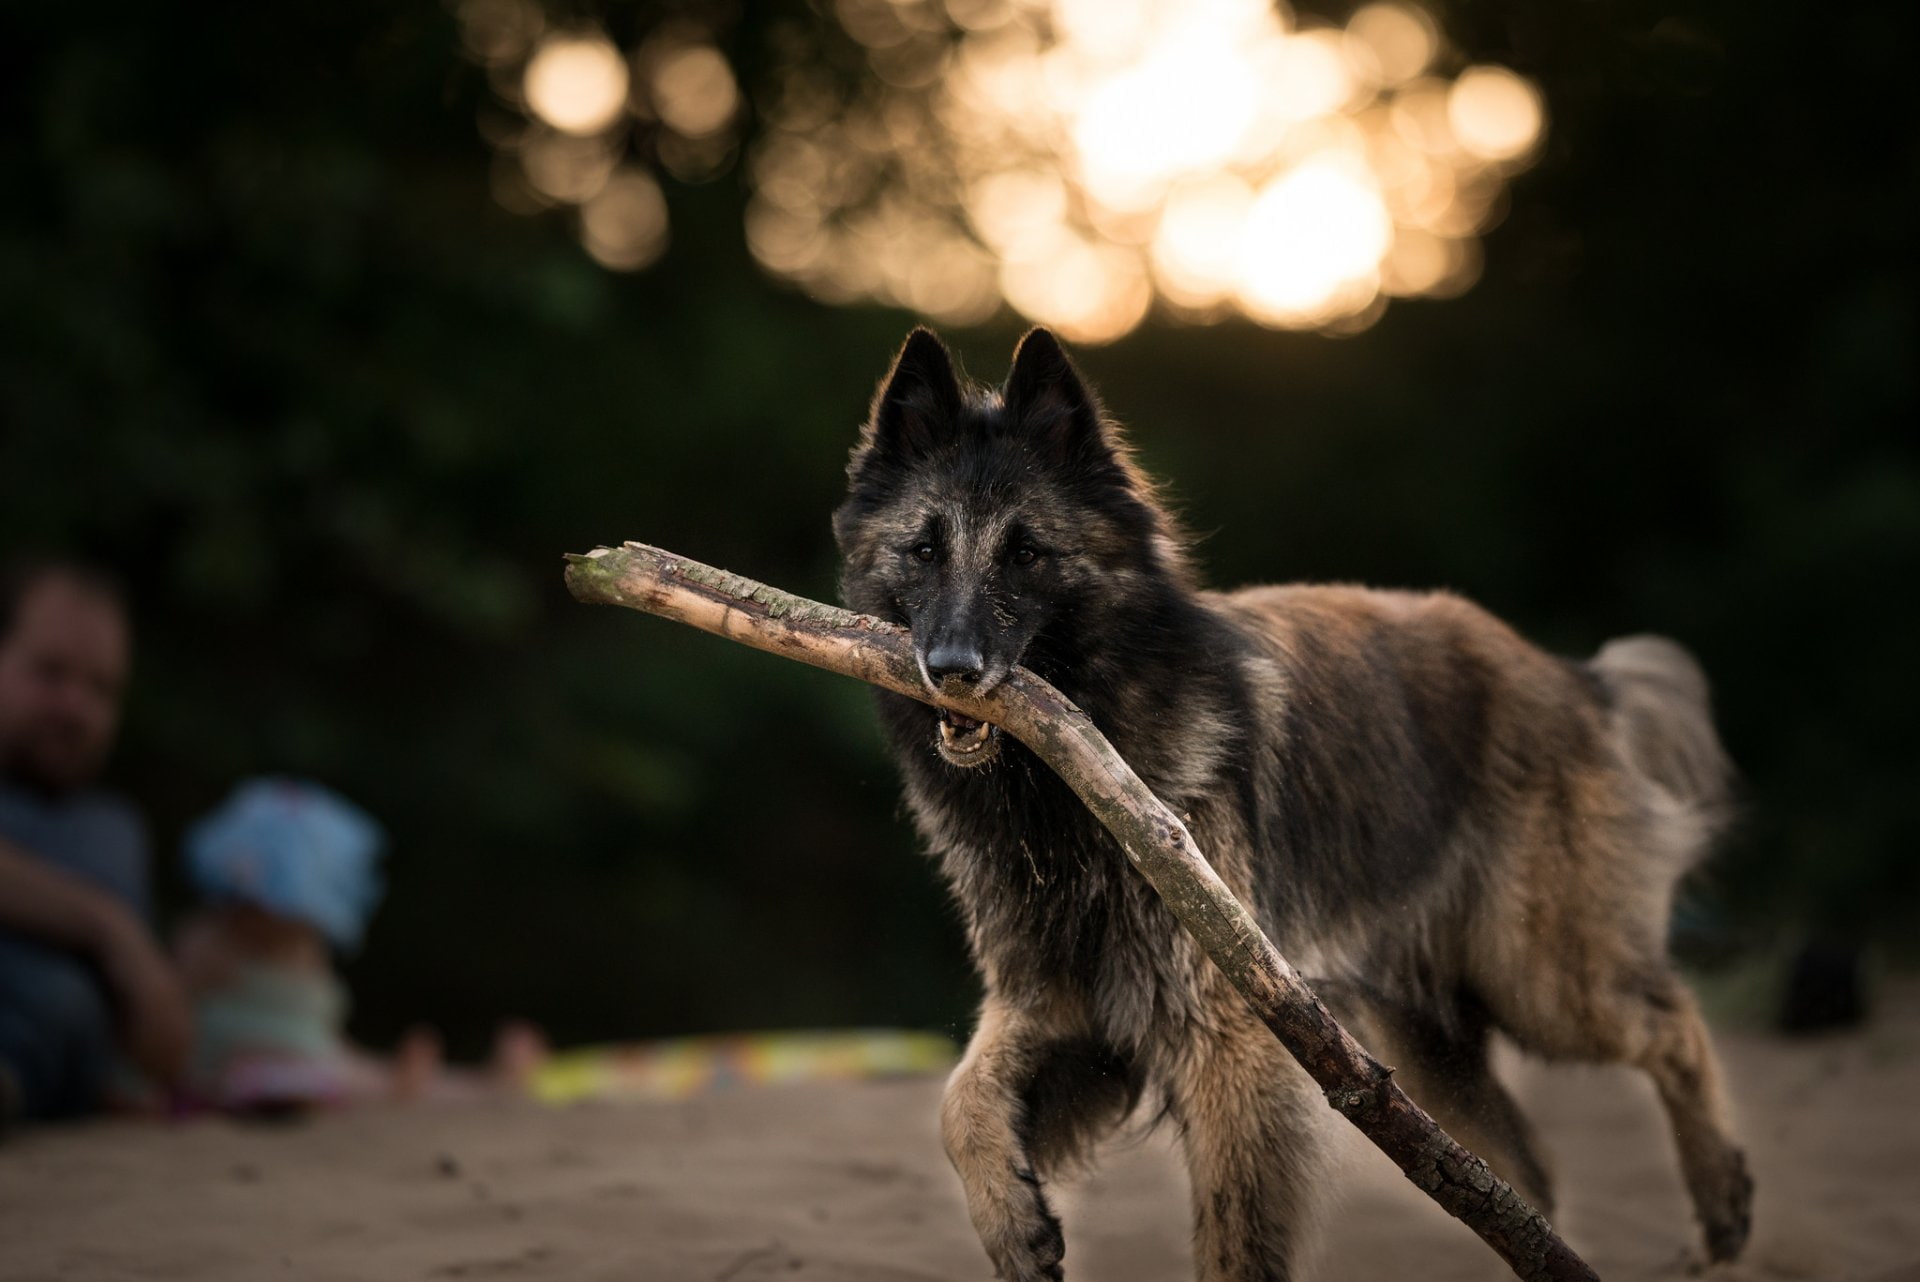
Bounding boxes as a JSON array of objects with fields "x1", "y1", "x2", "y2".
[{"x1": 836, "y1": 329, "x2": 1752, "y2": 1281}]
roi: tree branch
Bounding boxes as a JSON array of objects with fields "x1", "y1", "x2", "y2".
[{"x1": 564, "y1": 541, "x2": 1600, "y2": 1282}]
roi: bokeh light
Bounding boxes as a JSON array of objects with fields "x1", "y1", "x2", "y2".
[
  {"x1": 458, "y1": 0, "x2": 545, "y2": 67},
  {"x1": 523, "y1": 35, "x2": 629, "y2": 137},
  {"x1": 1448, "y1": 66, "x2": 1547, "y2": 162},
  {"x1": 1345, "y1": 2, "x2": 1437, "y2": 87},
  {"x1": 580, "y1": 168, "x2": 670, "y2": 271},
  {"x1": 455, "y1": 1, "x2": 758, "y2": 269},
  {"x1": 647, "y1": 43, "x2": 740, "y2": 139},
  {"x1": 458, "y1": 0, "x2": 1546, "y2": 338},
  {"x1": 747, "y1": 0, "x2": 1547, "y2": 339},
  {"x1": 1237, "y1": 158, "x2": 1393, "y2": 326},
  {"x1": 519, "y1": 132, "x2": 617, "y2": 204},
  {"x1": 1151, "y1": 174, "x2": 1256, "y2": 310}
]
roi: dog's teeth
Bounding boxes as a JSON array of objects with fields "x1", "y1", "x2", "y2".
[
  {"x1": 935, "y1": 711, "x2": 999, "y2": 764},
  {"x1": 938, "y1": 718, "x2": 993, "y2": 752}
]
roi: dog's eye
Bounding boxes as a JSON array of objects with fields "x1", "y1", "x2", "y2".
[
  {"x1": 912, "y1": 543, "x2": 937, "y2": 563},
  {"x1": 1011, "y1": 546, "x2": 1039, "y2": 567}
]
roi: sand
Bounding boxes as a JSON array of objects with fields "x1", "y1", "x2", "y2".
[{"x1": 3, "y1": 988, "x2": 1918, "y2": 1282}]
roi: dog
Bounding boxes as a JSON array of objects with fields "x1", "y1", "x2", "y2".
[{"x1": 832, "y1": 327, "x2": 1752, "y2": 1280}]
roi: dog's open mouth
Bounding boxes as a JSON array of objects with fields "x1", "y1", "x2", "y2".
[{"x1": 936, "y1": 707, "x2": 1001, "y2": 767}]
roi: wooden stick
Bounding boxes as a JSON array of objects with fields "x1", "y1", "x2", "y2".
[{"x1": 564, "y1": 541, "x2": 1601, "y2": 1282}]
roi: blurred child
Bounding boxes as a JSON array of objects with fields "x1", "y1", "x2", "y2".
[{"x1": 174, "y1": 778, "x2": 540, "y2": 1114}]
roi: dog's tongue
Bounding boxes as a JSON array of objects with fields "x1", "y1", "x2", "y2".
[{"x1": 943, "y1": 708, "x2": 984, "y2": 732}]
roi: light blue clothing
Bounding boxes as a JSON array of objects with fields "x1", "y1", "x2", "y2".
[
  {"x1": 0, "y1": 779, "x2": 152, "y2": 1121},
  {"x1": 184, "y1": 779, "x2": 385, "y2": 952}
]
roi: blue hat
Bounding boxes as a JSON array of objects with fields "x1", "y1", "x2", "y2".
[{"x1": 184, "y1": 778, "x2": 386, "y2": 951}]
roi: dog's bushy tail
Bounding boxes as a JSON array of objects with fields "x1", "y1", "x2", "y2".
[{"x1": 1589, "y1": 635, "x2": 1736, "y2": 865}]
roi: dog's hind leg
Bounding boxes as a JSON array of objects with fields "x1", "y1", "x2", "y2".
[
  {"x1": 1168, "y1": 1012, "x2": 1328, "y2": 1282},
  {"x1": 1630, "y1": 975, "x2": 1753, "y2": 1262},
  {"x1": 1361, "y1": 994, "x2": 1555, "y2": 1213},
  {"x1": 1497, "y1": 956, "x2": 1752, "y2": 1262},
  {"x1": 942, "y1": 993, "x2": 1132, "y2": 1281}
]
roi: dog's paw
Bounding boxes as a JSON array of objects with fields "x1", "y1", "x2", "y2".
[
  {"x1": 1697, "y1": 1146, "x2": 1754, "y2": 1263},
  {"x1": 985, "y1": 1167, "x2": 1065, "y2": 1282},
  {"x1": 1024, "y1": 1213, "x2": 1065, "y2": 1280}
]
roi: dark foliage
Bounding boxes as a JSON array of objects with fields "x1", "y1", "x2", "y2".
[{"x1": 1, "y1": 0, "x2": 1912, "y2": 1052}]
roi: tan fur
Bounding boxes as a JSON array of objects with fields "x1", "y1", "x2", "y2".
[
  {"x1": 1220, "y1": 586, "x2": 1750, "y2": 1257},
  {"x1": 841, "y1": 330, "x2": 1751, "y2": 1279}
]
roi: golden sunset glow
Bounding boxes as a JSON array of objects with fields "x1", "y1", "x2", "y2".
[
  {"x1": 748, "y1": 0, "x2": 1546, "y2": 339},
  {"x1": 1237, "y1": 158, "x2": 1393, "y2": 326},
  {"x1": 458, "y1": 0, "x2": 1547, "y2": 340}
]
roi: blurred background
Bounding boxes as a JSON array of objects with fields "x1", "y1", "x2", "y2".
[{"x1": 2, "y1": 0, "x2": 1912, "y2": 1059}]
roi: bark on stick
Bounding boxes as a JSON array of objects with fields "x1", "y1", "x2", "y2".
[{"x1": 564, "y1": 541, "x2": 1601, "y2": 1282}]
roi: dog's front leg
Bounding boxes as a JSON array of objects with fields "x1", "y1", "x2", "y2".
[
  {"x1": 1170, "y1": 1013, "x2": 1328, "y2": 1282},
  {"x1": 942, "y1": 992, "x2": 1069, "y2": 1281}
]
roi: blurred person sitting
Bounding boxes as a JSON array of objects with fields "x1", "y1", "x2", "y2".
[
  {"x1": 173, "y1": 777, "x2": 430, "y2": 1112},
  {"x1": 173, "y1": 777, "x2": 542, "y2": 1114},
  {"x1": 0, "y1": 559, "x2": 189, "y2": 1132}
]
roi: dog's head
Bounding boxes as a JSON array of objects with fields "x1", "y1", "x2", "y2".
[{"x1": 833, "y1": 327, "x2": 1187, "y2": 768}]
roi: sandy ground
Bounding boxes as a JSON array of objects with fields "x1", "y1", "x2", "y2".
[{"x1": 3, "y1": 988, "x2": 1919, "y2": 1282}]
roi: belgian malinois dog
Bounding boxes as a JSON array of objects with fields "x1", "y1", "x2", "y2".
[{"x1": 833, "y1": 327, "x2": 1752, "y2": 1280}]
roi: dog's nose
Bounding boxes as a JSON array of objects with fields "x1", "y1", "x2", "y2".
[{"x1": 925, "y1": 644, "x2": 985, "y2": 686}]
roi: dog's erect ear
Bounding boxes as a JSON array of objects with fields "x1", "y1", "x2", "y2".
[
  {"x1": 1002, "y1": 328, "x2": 1110, "y2": 468},
  {"x1": 863, "y1": 328, "x2": 963, "y2": 465}
]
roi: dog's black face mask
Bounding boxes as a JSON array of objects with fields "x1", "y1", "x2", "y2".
[{"x1": 833, "y1": 327, "x2": 1174, "y2": 768}]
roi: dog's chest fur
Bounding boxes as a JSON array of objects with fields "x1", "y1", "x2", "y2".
[{"x1": 873, "y1": 617, "x2": 1259, "y2": 1049}]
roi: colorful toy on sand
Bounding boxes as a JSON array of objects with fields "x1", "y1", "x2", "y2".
[{"x1": 527, "y1": 1030, "x2": 957, "y2": 1104}]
